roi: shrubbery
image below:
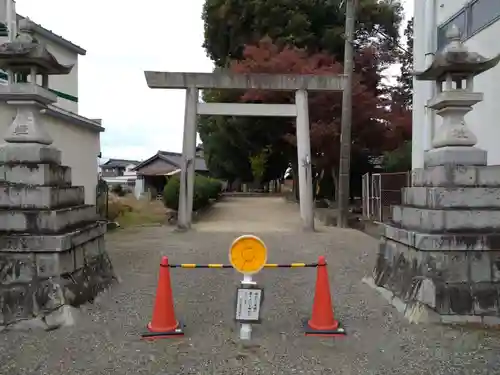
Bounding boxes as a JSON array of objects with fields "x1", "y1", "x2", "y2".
[{"x1": 163, "y1": 175, "x2": 222, "y2": 211}]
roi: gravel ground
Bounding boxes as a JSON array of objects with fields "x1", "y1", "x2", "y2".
[{"x1": 1, "y1": 197, "x2": 500, "y2": 375}]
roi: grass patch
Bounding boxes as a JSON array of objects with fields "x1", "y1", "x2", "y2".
[{"x1": 107, "y1": 195, "x2": 169, "y2": 229}]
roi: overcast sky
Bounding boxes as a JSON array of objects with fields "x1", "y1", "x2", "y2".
[{"x1": 15, "y1": 0, "x2": 414, "y2": 162}]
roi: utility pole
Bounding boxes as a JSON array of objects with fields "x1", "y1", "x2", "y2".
[{"x1": 337, "y1": 0, "x2": 357, "y2": 228}]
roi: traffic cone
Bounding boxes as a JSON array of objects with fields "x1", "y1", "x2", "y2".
[
  {"x1": 141, "y1": 256, "x2": 184, "y2": 339},
  {"x1": 304, "y1": 256, "x2": 346, "y2": 336}
]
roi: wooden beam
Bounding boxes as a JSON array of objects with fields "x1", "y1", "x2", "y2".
[
  {"x1": 144, "y1": 71, "x2": 345, "y2": 91},
  {"x1": 197, "y1": 103, "x2": 297, "y2": 117}
]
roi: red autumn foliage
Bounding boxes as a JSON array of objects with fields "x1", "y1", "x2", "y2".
[{"x1": 230, "y1": 38, "x2": 410, "y2": 170}]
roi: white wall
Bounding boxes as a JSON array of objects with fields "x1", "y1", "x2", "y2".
[
  {"x1": 35, "y1": 35, "x2": 79, "y2": 114},
  {"x1": 413, "y1": 0, "x2": 500, "y2": 168},
  {"x1": 0, "y1": 103, "x2": 101, "y2": 205}
]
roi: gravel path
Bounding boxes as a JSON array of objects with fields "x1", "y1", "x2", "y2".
[{"x1": 1, "y1": 197, "x2": 500, "y2": 375}]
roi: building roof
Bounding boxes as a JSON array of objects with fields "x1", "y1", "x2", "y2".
[
  {"x1": 132, "y1": 150, "x2": 208, "y2": 172},
  {"x1": 101, "y1": 159, "x2": 140, "y2": 168},
  {"x1": 17, "y1": 15, "x2": 86, "y2": 55}
]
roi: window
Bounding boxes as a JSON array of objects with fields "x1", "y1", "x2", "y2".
[
  {"x1": 470, "y1": 0, "x2": 500, "y2": 34},
  {"x1": 437, "y1": 9, "x2": 466, "y2": 50},
  {"x1": 437, "y1": 0, "x2": 500, "y2": 50}
]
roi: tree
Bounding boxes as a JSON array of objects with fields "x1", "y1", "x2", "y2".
[
  {"x1": 199, "y1": 0, "x2": 406, "y2": 188},
  {"x1": 228, "y1": 40, "x2": 401, "y2": 197},
  {"x1": 202, "y1": 0, "x2": 404, "y2": 68},
  {"x1": 394, "y1": 16, "x2": 414, "y2": 109}
]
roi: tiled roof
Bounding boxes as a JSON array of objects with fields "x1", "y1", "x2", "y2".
[
  {"x1": 101, "y1": 159, "x2": 140, "y2": 168},
  {"x1": 133, "y1": 150, "x2": 208, "y2": 172},
  {"x1": 158, "y1": 151, "x2": 207, "y2": 171}
]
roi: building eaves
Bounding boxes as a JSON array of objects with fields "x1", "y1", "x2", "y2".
[
  {"x1": 17, "y1": 14, "x2": 86, "y2": 55},
  {"x1": 40, "y1": 104, "x2": 104, "y2": 133}
]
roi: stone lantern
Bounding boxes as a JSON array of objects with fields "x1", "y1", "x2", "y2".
[
  {"x1": 0, "y1": 19, "x2": 115, "y2": 330},
  {"x1": 367, "y1": 25, "x2": 500, "y2": 326},
  {"x1": 417, "y1": 24, "x2": 500, "y2": 166},
  {"x1": 0, "y1": 19, "x2": 73, "y2": 148}
]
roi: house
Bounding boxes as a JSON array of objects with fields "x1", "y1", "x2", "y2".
[
  {"x1": 100, "y1": 159, "x2": 140, "y2": 188},
  {"x1": 413, "y1": 0, "x2": 500, "y2": 168},
  {"x1": 101, "y1": 159, "x2": 140, "y2": 177},
  {"x1": 0, "y1": 3, "x2": 104, "y2": 204},
  {"x1": 133, "y1": 147, "x2": 208, "y2": 199}
]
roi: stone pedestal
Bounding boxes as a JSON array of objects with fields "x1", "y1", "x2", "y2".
[
  {"x1": 371, "y1": 163, "x2": 500, "y2": 325},
  {"x1": 0, "y1": 103, "x2": 115, "y2": 330}
]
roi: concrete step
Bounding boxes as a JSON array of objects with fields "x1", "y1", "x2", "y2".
[
  {"x1": 402, "y1": 186, "x2": 500, "y2": 209},
  {"x1": 391, "y1": 205, "x2": 500, "y2": 233},
  {"x1": 0, "y1": 163, "x2": 71, "y2": 186},
  {"x1": 0, "y1": 205, "x2": 98, "y2": 233},
  {"x1": 0, "y1": 185, "x2": 85, "y2": 209}
]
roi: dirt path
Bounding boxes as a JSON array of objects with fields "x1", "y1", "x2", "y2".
[
  {"x1": 1, "y1": 197, "x2": 499, "y2": 374},
  {"x1": 194, "y1": 196, "x2": 305, "y2": 232}
]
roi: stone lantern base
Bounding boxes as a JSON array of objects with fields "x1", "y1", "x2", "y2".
[{"x1": 367, "y1": 162, "x2": 500, "y2": 325}]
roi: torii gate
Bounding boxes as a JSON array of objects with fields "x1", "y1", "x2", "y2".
[{"x1": 144, "y1": 71, "x2": 346, "y2": 231}]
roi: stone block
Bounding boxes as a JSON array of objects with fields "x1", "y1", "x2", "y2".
[
  {"x1": 416, "y1": 278, "x2": 437, "y2": 308},
  {"x1": 391, "y1": 206, "x2": 500, "y2": 232},
  {"x1": 0, "y1": 284, "x2": 33, "y2": 324},
  {"x1": 36, "y1": 251, "x2": 75, "y2": 278},
  {"x1": 483, "y1": 316, "x2": 500, "y2": 326},
  {"x1": 0, "y1": 253, "x2": 35, "y2": 284},
  {"x1": 0, "y1": 185, "x2": 85, "y2": 209},
  {"x1": 403, "y1": 187, "x2": 500, "y2": 209},
  {"x1": 441, "y1": 315, "x2": 482, "y2": 324},
  {"x1": 412, "y1": 165, "x2": 477, "y2": 187},
  {"x1": 424, "y1": 146, "x2": 487, "y2": 168},
  {"x1": 82, "y1": 236, "x2": 103, "y2": 262},
  {"x1": 477, "y1": 165, "x2": 500, "y2": 186},
  {"x1": 74, "y1": 245, "x2": 85, "y2": 269},
  {"x1": 434, "y1": 252, "x2": 469, "y2": 283},
  {"x1": 0, "y1": 163, "x2": 71, "y2": 186},
  {"x1": 0, "y1": 221, "x2": 106, "y2": 252},
  {"x1": 0, "y1": 205, "x2": 97, "y2": 233},
  {"x1": 469, "y1": 252, "x2": 492, "y2": 283},
  {"x1": 0, "y1": 143, "x2": 61, "y2": 164},
  {"x1": 384, "y1": 225, "x2": 500, "y2": 251},
  {"x1": 471, "y1": 284, "x2": 499, "y2": 315},
  {"x1": 491, "y1": 252, "x2": 500, "y2": 282}
]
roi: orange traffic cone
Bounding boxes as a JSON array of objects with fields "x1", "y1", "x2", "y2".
[
  {"x1": 141, "y1": 256, "x2": 184, "y2": 339},
  {"x1": 304, "y1": 256, "x2": 346, "y2": 336}
]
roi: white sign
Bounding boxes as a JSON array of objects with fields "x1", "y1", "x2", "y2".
[{"x1": 235, "y1": 287, "x2": 262, "y2": 322}]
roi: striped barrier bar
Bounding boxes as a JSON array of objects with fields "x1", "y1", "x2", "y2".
[{"x1": 166, "y1": 262, "x2": 324, "y2": 269}]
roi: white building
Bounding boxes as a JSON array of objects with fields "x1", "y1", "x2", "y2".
[
  {"x1": 413, "y1": 0, "x2": 500, "y2": 168},
  {"x1": 0, "y1": 2, "x2": 104, "y2": 204}
]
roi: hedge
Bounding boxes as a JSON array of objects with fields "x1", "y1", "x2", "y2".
[{"x1": 163, "y1": 174, "x2": 222, "y2": 211}]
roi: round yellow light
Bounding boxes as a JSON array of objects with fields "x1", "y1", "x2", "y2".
[{"x1": 229, "y1": 235, "x2": 268, "y2": 275}]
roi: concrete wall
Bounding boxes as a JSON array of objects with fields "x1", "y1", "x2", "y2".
[
  {"x1": 0, "y1": 103, "x2": 100, "y2": 204},
  {"x1": 413, "y1": 0, "x2": 500, "y2": 168}
]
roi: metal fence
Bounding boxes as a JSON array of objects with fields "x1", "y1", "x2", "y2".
[{"x1": 362, "y1": 171, "x2": 411, "y2": 223}]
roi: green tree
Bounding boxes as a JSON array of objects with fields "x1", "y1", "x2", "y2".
[
  {"x1": 383, "y1": 141, "x2": 412, "y2": 172},
  {"x1": 202, "y1": 0, "x2": 404, "y2": 68}
]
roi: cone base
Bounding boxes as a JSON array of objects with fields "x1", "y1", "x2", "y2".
[
  {"x1": 303, "y1": 319, "x2": 346, "y2": 337},
  {"x1": 141, "y1": 321, "x2": 184, "y2": 340}
]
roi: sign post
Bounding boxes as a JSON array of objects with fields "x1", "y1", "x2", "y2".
[{"x1": 229, "y1": 235, "x2": 267, "y2": 340}]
